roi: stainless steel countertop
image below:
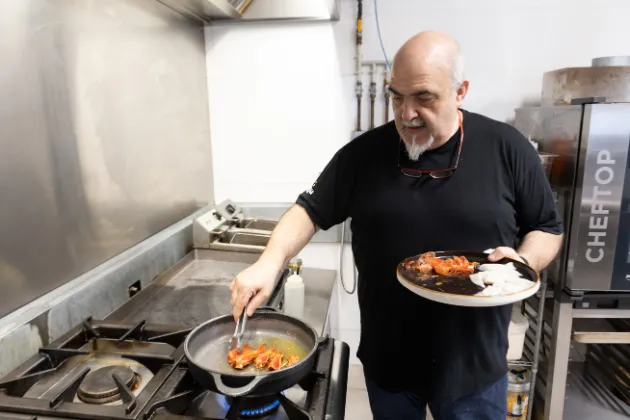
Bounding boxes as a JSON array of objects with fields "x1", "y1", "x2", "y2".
[
  {"x1": 293, "y1": 264, "x2": 337, "y2": 337},
  {"x1": 107, "y1": 249, "x2": 337, "y2": 337}
]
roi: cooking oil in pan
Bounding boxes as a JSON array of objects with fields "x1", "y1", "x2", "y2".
[{"x1": 251, "y1": 336, "x2": 309, "y2": 360}]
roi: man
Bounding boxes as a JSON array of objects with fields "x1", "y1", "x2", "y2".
[{"x1": 230, "y1": 31, "x2": 563, "y2": 419}]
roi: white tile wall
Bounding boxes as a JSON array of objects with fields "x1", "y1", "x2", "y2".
[
  {"x1": 204, "y1": 0, "x2": 630, "y2": 366},
  {"x1": 204, "y1": 22, "x2": 353, "y2": 203}
]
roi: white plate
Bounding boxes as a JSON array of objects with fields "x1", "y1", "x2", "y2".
[{"x1": 396, "y1": 251, "x2": 540, "y2": 308}]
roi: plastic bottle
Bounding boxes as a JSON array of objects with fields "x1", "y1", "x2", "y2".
[
  {"x1": 507, "y1": 369, "x2": 530, "y2": 418},
  {"x1": 283, "y1": 274, "x2": 305, "y2": 318}
]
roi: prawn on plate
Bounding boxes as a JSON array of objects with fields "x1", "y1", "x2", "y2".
[{"x1": 405, "y1": 252, "x2": 479, "y2": 276}]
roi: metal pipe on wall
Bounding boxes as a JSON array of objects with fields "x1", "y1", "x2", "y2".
[
  {"x1": 370, "y1": 64, "x2": 376, "y2": 130},
  {"x1": 355, "y1": 91, "x2": 362, "y2": 132},
  {"x1": 357, "y1": 61, "x2": 389, "y2": 128},
  {"x1": 369, "y1": 63, "x2": 377, "y2": 129},
  {"x1": 340, "y1": 0, "x2": 368, "y2": 296},
  {"x1": 354, "y1": 0, "x2": 363, "y2": 132}
]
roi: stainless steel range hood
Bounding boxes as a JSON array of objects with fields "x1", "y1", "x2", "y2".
[{"x1": 157, "y1": 0, "x2": 340, "y2": 23}]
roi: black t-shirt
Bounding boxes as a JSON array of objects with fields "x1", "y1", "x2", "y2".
[{"x1": 296, "y1": 109, "x2": 563, "y2": 401}]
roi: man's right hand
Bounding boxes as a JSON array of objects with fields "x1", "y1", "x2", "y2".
[
  {"x1": 228, "y1": 204, "x2": 318, "y2": 321},
  {"x1": 229, "y1": 260, "x2": 281, "y2": 321}
]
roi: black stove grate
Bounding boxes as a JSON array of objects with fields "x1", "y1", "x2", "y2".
[
  {"x1": 0, "y1": 317, "x2": 188, "y2": 420},
  {"x1": 145, "y1": 383, "x2": 316, "y2": 420},
  {"x1": 0, "y1": 318, "x2": 348, "y2": 420},
  {"x1": 142, "y1": 351, "x2": 332, "y2": 420},
  {"x1": 229, "y1": 393, "x2": 311, "y2": 420}
]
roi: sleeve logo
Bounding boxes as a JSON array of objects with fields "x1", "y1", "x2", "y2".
[{"x1": 305, "y1": 181, "x2": 317, "y2": 195}]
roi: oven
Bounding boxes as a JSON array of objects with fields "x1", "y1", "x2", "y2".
[{"x1": 514, "y1": 59, "x2": 630, "y2": 292}]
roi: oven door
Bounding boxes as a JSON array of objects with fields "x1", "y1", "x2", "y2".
[
  {"x1": 514, "y1": 105, "x2": 583, "y2": 290},
  {"x1": 567, "y1": 103, "x2": 630, "y2": 291}
]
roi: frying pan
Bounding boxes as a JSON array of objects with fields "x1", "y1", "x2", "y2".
[{"x1": 184, "y1": 308, "x2": 327, "y2": 397}]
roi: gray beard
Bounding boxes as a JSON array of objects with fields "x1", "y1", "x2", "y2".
[{"x1": 404, "y1": 134, "x2": 434, "y2": 161}]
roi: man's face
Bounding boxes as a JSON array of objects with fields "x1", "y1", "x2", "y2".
[{"x1": 390, "y1": 60, "x2": 468, "y2": 160}]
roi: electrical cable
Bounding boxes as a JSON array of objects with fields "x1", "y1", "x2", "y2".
[
  {"x1": 339, "y1": 220, "x2": 357, "y2": 294},
  {"x1": 373, "y1": 0, "x2": 391, "y2": 70}
]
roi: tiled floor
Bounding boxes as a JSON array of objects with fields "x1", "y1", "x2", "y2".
[
  {"x1": 345, "y1": 364, "x2": 434, "y2": 420},
  {"x1": 345, "y1": 364, "x2": 373, "y2": 419},
  {"x1": 345, "y1": 361, "x2": 630, "y2": 420}
]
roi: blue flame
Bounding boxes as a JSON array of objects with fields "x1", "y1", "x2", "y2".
[
  {"x1": 241, "y1": 399, "x2": 280, "y2": 417},
  {"x1": 217, "y1": 394, "x2": 231, "y2": 412},
  {"x1": 217, "y1": 393, "x2": 282, "y2": 418}
]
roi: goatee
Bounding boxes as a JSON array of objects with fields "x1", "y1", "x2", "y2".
[{"x1": 404, "y1": 134, "x2": 434, "y2": 161}]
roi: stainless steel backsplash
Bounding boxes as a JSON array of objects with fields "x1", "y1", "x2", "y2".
[{"x1": 0, "y1": 0, "x2": 214, "y2": 318}]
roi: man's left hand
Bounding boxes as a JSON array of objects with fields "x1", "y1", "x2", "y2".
[{"x1": 487, "y1": 247, "x2": 525, "y2": 264}]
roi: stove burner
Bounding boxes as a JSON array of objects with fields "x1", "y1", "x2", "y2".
[
  {"x1": 239, "y1": 400, "x2": 281, "y2": 418},
  {"x1": 77, "y1": 365, "x2": 139, "y2": 404},
  {"x1": 222, "y1": 394, "x2": 281, "y2": 418}
]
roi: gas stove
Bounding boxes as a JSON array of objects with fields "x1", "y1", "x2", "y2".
[{"x1": 0, "y1": 318, "x2": 349, "y2": 420}]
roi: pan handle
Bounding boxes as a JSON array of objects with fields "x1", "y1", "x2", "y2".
[
  {"x1": 211, "y1": 374, "x2": 264, "y2": 397},
  {"x1": 317, "y1": 336, "x2": 330, "y2": 348}
]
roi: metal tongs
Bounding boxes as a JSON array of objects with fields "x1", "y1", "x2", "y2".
[{"x1": 229, "y1": 310, "x2": 248, "y2": 351}]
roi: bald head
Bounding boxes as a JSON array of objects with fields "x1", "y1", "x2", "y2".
[
  {"x1": 389, "y1": 31, "x2": 469, "y2": 159},
  {"x1": 392, "y1": 30, "x2": 464, "y2": 89}
]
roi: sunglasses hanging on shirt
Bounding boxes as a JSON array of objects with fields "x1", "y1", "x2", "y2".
[{"x1": 398, "y1": 111, "x2": 464, "y2": 179}]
